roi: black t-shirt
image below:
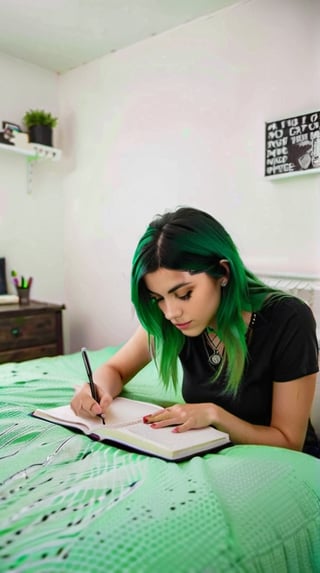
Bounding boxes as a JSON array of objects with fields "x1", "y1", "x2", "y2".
[{"x1": 180, "y1": 297, "x2": 319, "y2": 455}]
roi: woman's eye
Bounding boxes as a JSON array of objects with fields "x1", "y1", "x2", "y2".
[
  {"x1": 151, "y1": 297, "x2": 163, "y2": 304},
  {"x1": 178, "y1": 290, "x2": 192, "y2": 301}
]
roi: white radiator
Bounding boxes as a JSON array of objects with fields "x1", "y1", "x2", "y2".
[
  {"x1": 258, "y1": 272, "x2": 320, "y2": 437},
  {"x1": 258, "y1": 273, "x2": 320, "y2": 326}
]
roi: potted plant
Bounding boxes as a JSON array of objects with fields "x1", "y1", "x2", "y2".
[{"x1": 22, "y1": 109, "x2": 58, "y2": 147}]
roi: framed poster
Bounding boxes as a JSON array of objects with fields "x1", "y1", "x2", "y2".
[
  {"x1": 0, "y1": 258, "x2": 7, "y2": 294},
  {"x1": 0, "y1": 121, "x2": 21, "y2": 145},
  {"x1": 265, "y1": 111, "x2": 320, "y2": 179}
]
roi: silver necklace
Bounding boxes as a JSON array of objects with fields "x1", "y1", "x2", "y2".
[
  {"x1": 203, "y1": 312, "x2": 257, "y2": 368},
  {"x1": 203, "y1": 331, "x2": 223, "y2": 367}
]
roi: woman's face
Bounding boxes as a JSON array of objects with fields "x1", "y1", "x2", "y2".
[{"x1": 144, "y1": 268, "x2": 224, "y2": 336}]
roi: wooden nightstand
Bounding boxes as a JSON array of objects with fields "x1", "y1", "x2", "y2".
[{"x1": 0, "y1": 301, "x2": 65, "y2": 363}]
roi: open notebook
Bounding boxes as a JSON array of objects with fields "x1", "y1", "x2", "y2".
[{"x1": 32, "y1": 397, "x2": 230, "y2": 461}]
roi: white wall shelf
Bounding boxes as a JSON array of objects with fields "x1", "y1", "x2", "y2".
[
  {"x1": 0, "y1": 142, "x2": 62, "y2": 193},
  {"x1": 0, "y1": 141, "x2": 62, "y2": 160}
]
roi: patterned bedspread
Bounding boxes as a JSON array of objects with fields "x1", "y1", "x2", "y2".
[{"x1": 1, "y1": 348, "x2": 320, "y2": 572}]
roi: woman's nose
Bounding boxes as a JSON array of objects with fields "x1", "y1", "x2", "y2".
[{"x1": 163, "y1": 300, "x2": 183, "y2": 320}]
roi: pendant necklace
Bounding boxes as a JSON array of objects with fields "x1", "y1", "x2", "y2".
[
  {"x1": 203, "y1": 312, "x2": 257, "y2": 368},
  {"x1": 203, "y1": 330, "x2": 223, "y2": 367}
]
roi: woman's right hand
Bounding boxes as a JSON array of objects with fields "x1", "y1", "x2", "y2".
[
  {"x1": 70, "y1": 326, "x2": 152, "y2": 420},
  {"x1": 70, "y1": 383, "x2": 113, "y2": 420}
]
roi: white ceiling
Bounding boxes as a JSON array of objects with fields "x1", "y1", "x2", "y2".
[{"x1": 0, "y1": 0, "x2": 240, "y2": 74}]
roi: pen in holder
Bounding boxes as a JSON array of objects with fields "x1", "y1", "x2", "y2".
[
  {"x1": 11, "y1": 271, "x2": 33, "y2": 305},
  {"x1": 16, "y1": 286, "x2": 31, "y2": 305}
]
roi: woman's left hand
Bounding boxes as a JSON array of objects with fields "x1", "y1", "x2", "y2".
[{"x1": 143, "y1": 403, "x2": 218, "y2": 433}]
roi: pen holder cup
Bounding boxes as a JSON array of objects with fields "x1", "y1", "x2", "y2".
[{"x1": 16, "y1": 287, "x2": 31, "y2": 305}]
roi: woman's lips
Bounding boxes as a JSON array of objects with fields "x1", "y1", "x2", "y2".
[{"x1": 174, "y1": 321, "x2": 192, "y2": 330}]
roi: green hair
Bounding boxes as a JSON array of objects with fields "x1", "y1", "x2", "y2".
[{"x1": 131, "y1": 207, "x2": 285, "y2": 396}]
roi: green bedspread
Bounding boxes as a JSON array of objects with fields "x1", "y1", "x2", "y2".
[{"x1": 0, "y1": 348, "x2": 319, "y2": 573}]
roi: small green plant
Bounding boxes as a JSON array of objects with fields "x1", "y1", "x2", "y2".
[{"x1": 22, "y1": 109, "x2": 58, "y2": 129}]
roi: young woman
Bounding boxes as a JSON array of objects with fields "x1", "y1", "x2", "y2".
[{"x1": 71, "y1": 207, "x2": 320, "y2": 457}]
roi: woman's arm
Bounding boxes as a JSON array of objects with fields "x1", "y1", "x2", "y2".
[
  {"x1": 71, "y1": 326, "x2": 151, "y2": 419},
  {"x1": 213, "y1": 374, "x2": 317, "y2": 449},
  {"x1": 145, "y1": 374, "x2": 317, "y2": 451}
]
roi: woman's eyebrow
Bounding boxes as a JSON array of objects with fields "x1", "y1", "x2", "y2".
[{"x1": 148, "y1": 282, "x2": 193, "y2": 296}]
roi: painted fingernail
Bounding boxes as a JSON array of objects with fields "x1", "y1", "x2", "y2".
[{"x1": 143, "y1": 416, "x2": 149, "y2": 423}]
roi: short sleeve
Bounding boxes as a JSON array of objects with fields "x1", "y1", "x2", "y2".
[{"x1": 272, "y1": 298, "x2": 319, "y2": 382}]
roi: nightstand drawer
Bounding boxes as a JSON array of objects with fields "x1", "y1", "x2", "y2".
[
  {"x1": 0, "y1": 313, "x2": 57, "y2": 350},
  {"x1": 0, "y1": 300, "x2": 65, "y2": 363},
  {"x1": 0, "y1": 344, "x2": 58, "y2": 363}
]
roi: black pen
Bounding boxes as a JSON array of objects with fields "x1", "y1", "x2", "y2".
[{"x1": 81, "y1": 347, "x2": 105, "y2": 424}]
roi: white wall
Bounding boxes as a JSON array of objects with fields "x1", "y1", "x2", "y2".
[
  {"x1": 0, "y1": 54, "x2": 64, "y2": 307},
  {"x1": 0, "y1": 0, "x2": 318, "y2": 354},
  {"x1": 59, "y1": 0, "x2": 320, "y2": 352}
]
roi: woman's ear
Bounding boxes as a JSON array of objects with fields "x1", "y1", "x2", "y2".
[{"x1": 219, "y1": 259, "x2": 230, "y2": 286}]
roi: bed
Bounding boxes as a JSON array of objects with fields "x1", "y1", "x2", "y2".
[{"x1": 1, "y1": 346, "x2": 320, "y2": 573}]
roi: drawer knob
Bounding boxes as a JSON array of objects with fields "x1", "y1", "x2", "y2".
[{"x1": 11, "y1": 327, "x2": 21, "y2": 337}]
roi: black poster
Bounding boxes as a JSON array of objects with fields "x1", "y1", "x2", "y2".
[{"x1": 265, "y1": 111, "x2": 320, "y2": 178}]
